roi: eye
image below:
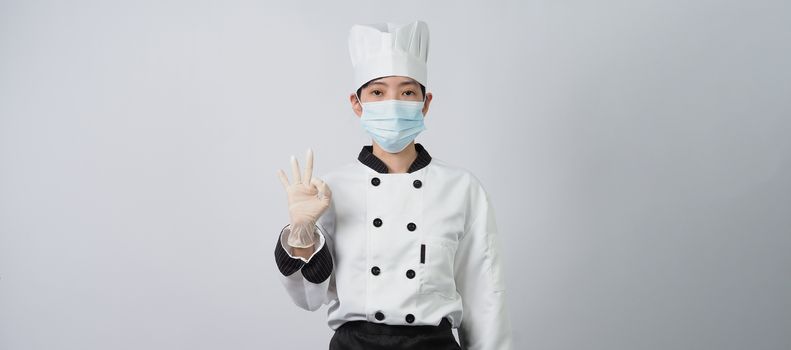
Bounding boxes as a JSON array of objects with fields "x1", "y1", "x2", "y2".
[
  {"x1": 371, "y1": 89, "x2": 383, "y2": 96},
  {"x1": 403, "y1": 90, "x2": 415, "y2": 96}
]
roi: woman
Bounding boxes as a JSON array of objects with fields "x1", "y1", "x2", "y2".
[{"x1": 274, "y1": 20, "x2": 512, "y2": 350}]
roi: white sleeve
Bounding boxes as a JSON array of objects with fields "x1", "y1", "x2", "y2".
[{"x1": 454, "y1": 183, "x2": 513, "y2": 350}]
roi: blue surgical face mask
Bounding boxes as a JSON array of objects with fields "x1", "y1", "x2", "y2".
[{"x1": 356, "y1": 94, "x2": 427, "y2": 153}]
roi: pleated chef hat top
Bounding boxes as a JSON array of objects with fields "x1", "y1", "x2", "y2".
[{"x1": 348, "y1": 20, "x2": 430, "y2": 91}]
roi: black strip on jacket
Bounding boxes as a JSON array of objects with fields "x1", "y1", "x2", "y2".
[{"x1": 357, "y1": 142, "x2": 432, "y2": 174}]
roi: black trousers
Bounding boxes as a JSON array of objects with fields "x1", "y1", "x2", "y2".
[{"x1": 329, "y1": 318, "x2": 461, "y2": 350}]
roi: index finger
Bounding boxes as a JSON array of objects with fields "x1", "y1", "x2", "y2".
[{"x1": 303, "y1": 148, "x2": 313, "y2": 188}]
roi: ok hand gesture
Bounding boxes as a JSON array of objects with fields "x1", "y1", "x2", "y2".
[{"x1": 277, "y1": 148, "x2": 332, "y2": 248}]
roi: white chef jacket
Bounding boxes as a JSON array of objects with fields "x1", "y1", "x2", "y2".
[{"x1": 274, "y1": 143, "x2": 512, "y2": 350}]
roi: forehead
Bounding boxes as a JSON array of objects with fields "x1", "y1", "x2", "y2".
[{"x1": 364, "y1": 76, "x2": 420, "y2": 88}]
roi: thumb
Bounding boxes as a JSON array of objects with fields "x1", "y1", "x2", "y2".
[{"x1": 311, "y1": 178, "x2": 331, "y2": 203}]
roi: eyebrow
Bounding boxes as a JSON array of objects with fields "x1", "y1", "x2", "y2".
[{"x1": 368, "y1": 80, "x2": 419, "y2": 88}]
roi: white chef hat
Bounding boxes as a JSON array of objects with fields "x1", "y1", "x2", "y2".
[{"x1": 348, "y1": 20, "x2": 430, "y2": 91}]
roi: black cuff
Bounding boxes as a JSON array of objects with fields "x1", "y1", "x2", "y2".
[
  {"x1": 301, "y1": 241, "x2": 333, "y2": 284},
  {"x1": 274, "y1": 224, "x2": 305, "y2": 276}
]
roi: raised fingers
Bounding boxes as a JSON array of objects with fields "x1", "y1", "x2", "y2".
[
  {"x1": 277, "y1": 169, "x2": 290, "y2": 189},
  {"x1": 303, "y1": 148, "x2": 313, "y2": 188},
  {"x1": 290, "y1": 155, "x2": 302, "y2": 184}
]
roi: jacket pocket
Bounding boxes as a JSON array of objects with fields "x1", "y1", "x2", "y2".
[{"x1": 418, "y1": 236, "x2": 458, "y2": 300}]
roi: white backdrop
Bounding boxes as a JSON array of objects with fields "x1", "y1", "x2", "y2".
[{"x1": 1, "y1": 0, "x2": 790, "y2": 349}]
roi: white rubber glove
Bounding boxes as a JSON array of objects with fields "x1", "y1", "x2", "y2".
[{"x1": 277, "y1": 148, "x2": 332, "y2": 248}]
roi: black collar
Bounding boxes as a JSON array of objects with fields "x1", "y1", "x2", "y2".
[{"x1": 357, "y1": 143, "x2": 432, "y2": 174}]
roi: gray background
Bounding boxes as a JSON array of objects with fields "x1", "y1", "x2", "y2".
[{"x1": 1, "y1": 0, "x2": 790, "y2": 349}]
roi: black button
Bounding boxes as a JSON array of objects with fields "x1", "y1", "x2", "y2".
[
  {"x1": 371, "y1": 266, "x2": 380, "y2": 275},
  {"x1": 406, "y1": 269, "x2": 415, "y2": 279},
  {"x1": 413, "y1": 180, "x2": 422, "y2": 188},
  {"x1": 407, "y1": 222, "x2": 416, "y2": 231},
  {"x1": 373, "y1": 218, "x2": 382, "y2": 227},
  {"x1": 405, "y1": 314, "x2": 415, "y2": 323},
  {"x1": 371, "y1": 177, "x2": 380, "y2": 186},
  {"x1": 375, "y1": 311, "x2": 385, "y2": 321}
]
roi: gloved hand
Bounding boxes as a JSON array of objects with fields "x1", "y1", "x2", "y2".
[{"x1": 277, "y1": 148, "x2": 332, "y2": 248}]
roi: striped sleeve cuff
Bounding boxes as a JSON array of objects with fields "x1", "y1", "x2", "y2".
[
  {"x1": 274, "y1": 224, "x2": 305, "y2": 276},
  {"x1": 301, "y1": 235, "x2": 333, "y2": 284},
  {"x1": 274, "y1": 223, "x2": 332, "y2": 282}
]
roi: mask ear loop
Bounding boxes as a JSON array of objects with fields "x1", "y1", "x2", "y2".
[{"x1": 355, "y1": 92, "x2": 370, "y2": 129}]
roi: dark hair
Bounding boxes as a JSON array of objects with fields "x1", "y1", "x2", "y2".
[{"x1": 356, "y1": 78, "x2": 426, "y2": 100}]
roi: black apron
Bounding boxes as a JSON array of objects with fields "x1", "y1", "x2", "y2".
[{"x1": 329, "y1": 317, "x2": 461, "y2": 350}]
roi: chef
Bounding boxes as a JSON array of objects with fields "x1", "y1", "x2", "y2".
[{"x1": 273, "y1": 20, "x2": 512, "y2": 350}]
